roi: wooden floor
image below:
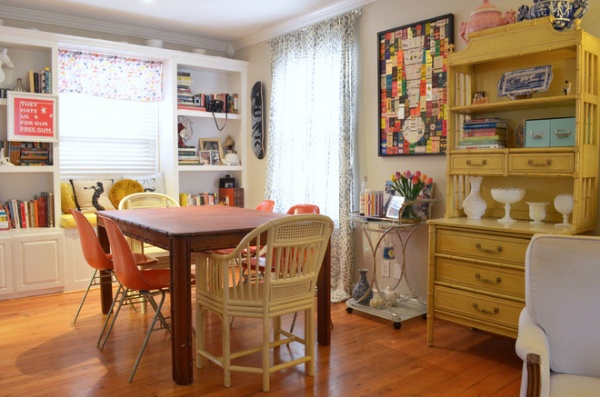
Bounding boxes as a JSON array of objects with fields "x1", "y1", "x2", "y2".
[{"x1": 0, "y1": 290, "x2": 522, "y2": 396}]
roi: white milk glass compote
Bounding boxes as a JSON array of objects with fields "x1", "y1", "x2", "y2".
[
  {"x1": 491, "y1": 188, "x2": 526, "y2": 223},
  {"x1": 554, "y1": 194, "x2": 574, "y2": 227},
  {"x1": 526, "y1": 202, "x2": 548, "y2": 224}
]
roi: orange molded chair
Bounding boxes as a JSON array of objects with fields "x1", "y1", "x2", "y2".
[
  {"x1": 287, "y1": 204, "x2": 320, "y2": 215},
  {"x1": 255, "y1": 199, "x2": 275, "y2": 212},
  {"x1": 70, "y1": 209, "x2": 158, "y2": 326},
  {"x1": 100, "y1": 217, "x2": 172, "y2": 382}
]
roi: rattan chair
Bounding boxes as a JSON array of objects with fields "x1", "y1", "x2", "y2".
[
  {"x1": 118, "y1": 192, "x2": 180, "y2": 266},
  {"x1": 195, "y1": 214, "x2": 333, "y2": 391}
]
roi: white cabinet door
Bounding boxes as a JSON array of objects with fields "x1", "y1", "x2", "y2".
[
  {"x1": 13, "y1": 231, "x2": 65, "y2": 295},
  {"x1": 0, "y1": 236, "x2": 13, "y2": 297}
]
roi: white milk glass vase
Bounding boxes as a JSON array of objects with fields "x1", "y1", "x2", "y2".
[{"x1": 463, "y1": 176, "x2": 487, "y2": 220}]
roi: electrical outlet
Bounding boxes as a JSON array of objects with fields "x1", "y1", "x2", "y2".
[
  {"x1": 393, "y1": 263, "x2": 401, "y2": 279},
  {"x1": 382, "y1": 260, "x2": 390, "y2": 278}
]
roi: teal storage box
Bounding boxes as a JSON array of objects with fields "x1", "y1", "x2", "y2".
[
  {"x1": 525, "y1": 119, "x2": 550, "y2": 147},
  {"x1": 550, "y1": 117, "x2": 575, "y2": 147},
  {"x1": 525, "y1": 117, "x2": 575, "y2": 148}
]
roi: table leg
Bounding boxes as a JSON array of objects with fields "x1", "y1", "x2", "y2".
[
  {"x1": 317, "y1": 240, "x2": 331, "y2": 346},
  {"x1": 96, "y1": 223, "x2": 113, "y2": 315},
  {"x1": 170, "y1": 237, "x2": 194, "y2": 385}
]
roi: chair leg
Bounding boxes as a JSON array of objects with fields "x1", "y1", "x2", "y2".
[
  {"x1": 306, "y1": 307, "x2": 315, "y2": 376},
  {"x1": 73, "y1": 269, "x2": 99, "y2": 324},
  {"x1": 99, "y1": 286, "x2": 129, "y2": 351},
  {"x1": 262, "y1": 315, "x2": 270, "y2": 392},
  {"x1": 223, "y1": 312, "x2": 232, "y2": 387},
  {"x1": 129, "y1": 290, "x2": 166, "y2": 382},
  {"x1": 96, "y1": 284, "x2": 124, "y2": 347},
  {"x1": 195, "y1": 304, "x2": 205, "y2": 369}
]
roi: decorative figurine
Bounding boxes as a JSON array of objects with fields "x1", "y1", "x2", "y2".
[
  {"x1": 460, "y1": 0, "x2": 516, "y2": 43},
  {"x1": 0, "y1": 48, "x2": 14, "y2": 85},
  {"x1": 563, "y1": 80, "x2": 571, "y2": 95},
  {"x1": 517, "y1": 0, "x2": 589, "y2": 31}
]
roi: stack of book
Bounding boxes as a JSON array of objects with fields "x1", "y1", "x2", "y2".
[
  {"x1": 177, "y1": 72, "x2": 204, "y2": 111},
  {"x1": 2, "y1": 192, "x2": 53, "y2": 229},
  {"x1": 179, "y1": 192, "x2": 217, "y2": 206},
  {"x1": 458, "y1": 118, "x2": 508, "y2": 149},
  {"x1": 178, "y1": 147, "x2": 199, "y2": 165},
  {"x1": 5, "y1": 141, "x2": 53, "y2": 166}
]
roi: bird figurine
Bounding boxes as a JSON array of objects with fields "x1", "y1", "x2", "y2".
[{"x1": 563, "y1": 80, "x2": 571, "y2": 95}]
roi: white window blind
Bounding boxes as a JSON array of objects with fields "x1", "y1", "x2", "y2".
[{"x1": 59, "y1": 93, "x2": 158, "y2": 178}]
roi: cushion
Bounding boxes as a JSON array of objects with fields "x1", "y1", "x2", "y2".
[
  {"x1": 60, "y1": 212, "x2": 97, "y2": 228},
  {"x1": 122, "y1": 172, "x2": 165, "y2": 194},
  {"x1": 108, "y1": 178, "x2": 144, "y2": 208},
  {"x1": 70, "y1": 179, "x2": 116, "y2": 212},
  {"x1": 60, "y1": 181, "x2": 77, "y2": 214}
]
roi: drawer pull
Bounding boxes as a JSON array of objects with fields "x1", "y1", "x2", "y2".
[
  {"x1": 528, "y1": 159, "x2": 552, "y2": 167},
  {"x1": 475, "y1": 273, "x2": 502, "y2": 284},
  {"x1": 475, "y1": 243, "x2": 503, "y2": 254},
  {"x1": 472, "y1": 303, "x2": 499, "y2": 315},
  {"x1": 466, "y1": 159, "x2": 487, "y2": 166}
]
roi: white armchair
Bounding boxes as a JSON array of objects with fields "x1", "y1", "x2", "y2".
[{"x1": 516, "y1": 234, "x2": 600, "y2": 397}]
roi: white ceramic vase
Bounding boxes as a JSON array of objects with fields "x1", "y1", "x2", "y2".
[
  {"x1": 554, "y1": 194, "x2": 574, "y2": 227},
  {"x1": 463, "y1": 176, "x2": 487, "y2": 220},
  {"x1": 527, "y1": 202, "x2": 548, "y2": 224}
]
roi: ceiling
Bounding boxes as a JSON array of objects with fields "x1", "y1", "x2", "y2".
[{"x1": 0, "y1": 0, "x2": 374, "y2": 52}]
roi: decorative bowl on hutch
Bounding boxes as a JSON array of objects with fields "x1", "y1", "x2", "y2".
[
  {"x1": 459, "y1": 0, "x2": 516, "y2": 43},
  {"x1": 517, "y1": 0, "x2": 589, "y2": 30}
]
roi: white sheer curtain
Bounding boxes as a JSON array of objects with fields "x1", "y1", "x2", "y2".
[{"x1": 266, "y1": 10, "x2": 360, "y2": 302}]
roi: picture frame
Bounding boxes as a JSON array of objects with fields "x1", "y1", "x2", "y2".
[
  {"x1": 209, "y1": 150, "x2": 220, "y2": 165},
  {"x1": 199, "y1": 150, "x2": 210, "y2": 165},
  {"x1": 199, "y1": 138, "x2": 223, "y2": 161},
  {"x1": 377, "y1": 14, "x2": 453, "y2": 156},
  {"x1": 7, "y1": 91, "x2": 58, "y2": 142},
  {"x1": 386, "y1": 196, "x2": 405, "y2": 219}
]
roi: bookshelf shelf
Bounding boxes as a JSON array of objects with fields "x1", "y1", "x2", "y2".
[{"x1": 176, "y1": 109, "x2": 241, "y2": 120}]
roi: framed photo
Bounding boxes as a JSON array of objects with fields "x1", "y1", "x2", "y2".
[
  {"x1": 209, "y1": 150, "x2": 221, "y2": 165},
  {"x1": 7, "y1": 91, "x2": 58, "y2": 142},
  {"x1": 377, "y1": 14, "x2": 453, "y2": 156},
  {"x1": 386, "y1": 196, "x2": 405, "y2": 219},
  {"x1": 199, "y1": 138, "x2": 223, "y2": 161},
  {"x1": 199, "y1": 150, "x2": 210, "y2": 165}
]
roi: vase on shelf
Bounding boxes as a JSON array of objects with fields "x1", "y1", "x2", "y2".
[
  {"x1": 463, "y1": 176, "x2": 487, "y2": 220},
  {"x1": 13, "y1": 78, "x2": 26, "y2": 92},
  {"x1": 554, "y1": 194, "x2": 574, "y2": 227},
  {"x1": 352, "y1": 268, "x2": 373, "y2": 305}
]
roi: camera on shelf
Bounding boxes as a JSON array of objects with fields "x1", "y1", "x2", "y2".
[{"x1": 208, "y1": 99, "x2": 224, "y2": 113}]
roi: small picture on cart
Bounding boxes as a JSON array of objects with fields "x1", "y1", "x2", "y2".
[{"x1": 386, "y1": 196, "x2": 405, "y2": 219}]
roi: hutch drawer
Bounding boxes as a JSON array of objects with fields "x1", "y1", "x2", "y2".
[
  {"x1": 435, "y1": 257, "x2": 525, "y2": 299},
  {"x1": 509, "y1": 153, "x2": 575, "y2": 174},
  {"x1": 435, "y1": 228, "x2": 528, "y2": 267},
  {"x1": 450, "y1": 153, "x2": 505, "y2": 174},
  {"x1": 433, "y1": 285, "x2": 524, "y2": 330}
]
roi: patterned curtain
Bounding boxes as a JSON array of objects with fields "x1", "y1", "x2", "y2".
[
  {"x1": 267, "y1": 9, "x2": 360, "y2": 302},
  {"x1": 58, "y1": 49, "x2": 162, "y2": 101}
]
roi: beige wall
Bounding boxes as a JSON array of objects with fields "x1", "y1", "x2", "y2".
[{"x1": 236, "y1": 0, "x2": 600, "y2": 237}]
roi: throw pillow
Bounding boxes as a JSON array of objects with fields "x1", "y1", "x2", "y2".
[
  {"x1": 70, "y1": 179, "x2": 116, "y2": 212},
  {"x1": 122, "y1": 172, "x2": 165, "y2": 194},
  {"x1": 60, "y1": 181, "x2": 77, "y2": 214},
  {"x1": 109, "y1": 179, "x2": 144, "y2": 208}
]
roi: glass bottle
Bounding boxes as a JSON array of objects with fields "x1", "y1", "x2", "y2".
[
  {"x1": 14, "y1": 78, "x2": 26, "y2": 92},
  {"x1": 359, "y1": 176, "x2": 367, "y2": 215}
]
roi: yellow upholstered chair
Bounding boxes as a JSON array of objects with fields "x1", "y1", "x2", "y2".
[{"x1": 195, "y1": 214, "x2": 333, "y2": 391}]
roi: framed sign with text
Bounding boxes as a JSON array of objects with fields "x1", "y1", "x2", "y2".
[
  {"x1": 7, "y1": 91, "x2": 58, "y2": 142},
  {"x1": 378, "y1": 14, "x2": 453, "y2": 156}
]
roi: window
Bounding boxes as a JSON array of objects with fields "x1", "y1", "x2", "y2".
[{"x1": 57, "y1": 49, "x2": 162, "y2": 178}]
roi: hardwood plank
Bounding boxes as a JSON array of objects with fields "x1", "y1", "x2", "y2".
[{"x1": 0, "y1": 291, "x2": 522, "y2": 396}]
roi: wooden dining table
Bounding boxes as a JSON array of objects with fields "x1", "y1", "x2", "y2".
[{"x1": 96, "y1": 205, "x2": 331, "y2": 386}]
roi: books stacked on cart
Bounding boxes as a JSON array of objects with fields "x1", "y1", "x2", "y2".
[
  {"x1": 178, "y1": 146, "x2": 199, "y2": 165},
  {"x1": 458, "y1": 118, "x2": 508, "y2": 149}
]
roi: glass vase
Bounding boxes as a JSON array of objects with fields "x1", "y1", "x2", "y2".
[
  {"x1": 352, "y1": 268, "x2": 373, "y2": 305},
  {"x1": 14, "y1": 78, "x2": 26, "y2": 92},
  {"x1": 463, "y1": 176, "x2": 487, "y2": 220}
]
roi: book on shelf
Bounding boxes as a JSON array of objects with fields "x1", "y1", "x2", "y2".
[
  {"x1": 457, "y1": 143, "x2": 506, "y2": 150},
  {"x1": 463, "y1": 118, "x2": 508, "y2": 129},
  {"x1": 462, "y1": 127, "x2": 508, "y2": 138},
  {"x1": 0, "y1": 205, "x2": 10, "y2": 230},
  {"x1": 219, "y1": 188, "x2": 244, "y2": 208},
  {"x1": 460, "y1": 135, "x2": 506, "y2": 142}
]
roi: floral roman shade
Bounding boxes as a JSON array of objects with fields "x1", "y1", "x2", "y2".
[{"x1": 58, "y1": 49, "x2": 162, "y2": 101}]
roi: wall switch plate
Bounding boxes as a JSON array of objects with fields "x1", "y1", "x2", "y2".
[
  {"x1": 382, "y1": 260, "x2": 390, "y2": 277},
  {"x1": 393, "y1": 263, "x2": 401, "y2": 279}
]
